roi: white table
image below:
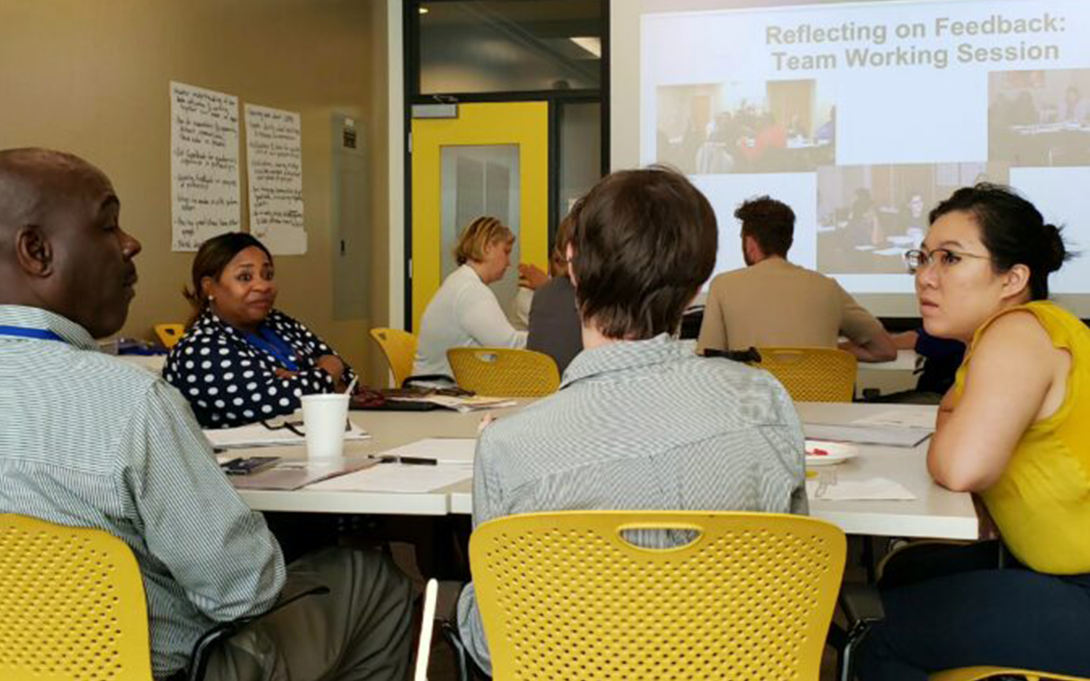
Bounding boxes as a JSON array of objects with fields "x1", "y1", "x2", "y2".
[
  {"x1": 794, "y1": 403, "x2": 977, "y2": 540},
  {"x1": 233, "y1": 404, "x2": 520, "y2": 516},
  {"x1": 231, "y1": 401, "x2": 978, "y2": 540}
]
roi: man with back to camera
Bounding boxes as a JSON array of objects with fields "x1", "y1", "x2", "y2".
[
  {"x1": 697, "y1": 195, "x2": 896, "y2": 362},
  {"x1": 456, "y1": 167, "x2": 809, "y2": 674},
  {"x1": 0, "y1": 148, "x2": 412, "y2": 681}
]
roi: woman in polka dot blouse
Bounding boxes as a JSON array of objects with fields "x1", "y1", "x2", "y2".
[{"x1": 164, "y1": 232, "x2": 355, "y2": 429}]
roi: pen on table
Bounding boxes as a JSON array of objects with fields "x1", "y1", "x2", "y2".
[{"x1": 375, "y1": 455, "x2": 438, "y2": 466}]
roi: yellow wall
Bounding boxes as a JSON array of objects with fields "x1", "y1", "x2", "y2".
[{"x1": 0, "y1": 0, "x2": 391, "y2": 382}]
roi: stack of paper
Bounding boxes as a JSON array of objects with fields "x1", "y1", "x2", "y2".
[
  {"x1": 806, "y1": 477, "x2": 917, "y2": 501},
  {"x1": 308, "y1": 463, "x2": 473, "y2": 493},
  {"x1": 803, "y1": 407, "x2": 936, "y2": 448},
  {"x1": 851, "y1": 409, "x2": 936, "y2": 430},
  {"x1": 229, "y1": 456, "x2": 377, "y2": 491},
  {"x1": 205, "y1": 421, "x2": 370, "y2": 449},
  {"x1": 397, "y1": 395, "x2": 517, "y2": 413},
  {"x1": 802, "y1": 424, "x2": 931, "y2": 448}
]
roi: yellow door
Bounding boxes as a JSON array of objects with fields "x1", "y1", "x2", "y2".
[{"x1": 410, "y1": 102, "x2": 549, "y2": 331}]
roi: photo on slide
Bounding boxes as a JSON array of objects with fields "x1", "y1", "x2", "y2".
[
  {"x1": 656, "y1": 80, "x2": 834, "y2": 175},
  {"x1": 989, "y1": 68, "x2": 1090, "y2": 167},
  {"x1": 817, "y1": 162, "x2": 1010, "y2": 275}
]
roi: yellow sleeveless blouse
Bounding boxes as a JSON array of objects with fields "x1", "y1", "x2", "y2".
[{"x1": 953, "y1": 301, "x2": 1090, "y2": 574}]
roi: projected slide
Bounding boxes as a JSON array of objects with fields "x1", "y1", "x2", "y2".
[{"x1": 641, "y1": 0, "x2": 1090, "y2": 296}]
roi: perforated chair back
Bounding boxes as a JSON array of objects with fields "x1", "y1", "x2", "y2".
[
  {"x1": 931, "y1": 667, "x2": 1090, "y2": 681},
  {"x1": 154, "y1": 323, "x2": 186, "y2": 349},
  {"x1": 470, "y1": 511, "x2": 847, "y2": 680},
  {"x1": 0, "y1": 514, "x2": 153, "y2": 681},
  {"x1": 447, "y1": 347, "x2": 560, "y2": 397},
  {"x1": 370, "y1": 328, "x2": 418, "y2": 387},
  {"x1": 756, "y1": 346, "x2": 857, "y2": 402}
]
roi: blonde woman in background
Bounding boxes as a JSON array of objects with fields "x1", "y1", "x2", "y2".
[{"x1": 413, "y1": 216, "x2": 529, "y2": 377}]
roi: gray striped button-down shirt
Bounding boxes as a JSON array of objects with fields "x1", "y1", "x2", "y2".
[
  {"x1": 457, "y1": 333, "x2": 808, "y2": 673},
  {"x1": 0, "y1": 305, "x2": 286, "y2": 679}
]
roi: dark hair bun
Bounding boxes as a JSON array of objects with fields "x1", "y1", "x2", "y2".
[{"x1": 1043, "y1": 223, "x2": 1070, "y2": 273}]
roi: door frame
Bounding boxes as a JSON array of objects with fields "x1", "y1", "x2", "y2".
[
  {"x1": 401, "y1": 0, "x2": 610, "y2": 330},
  {"x1": 409, "y1": 102, "x2": 551, "y2": 331}
]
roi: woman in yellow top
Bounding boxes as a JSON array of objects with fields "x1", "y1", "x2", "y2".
[{"x1": 857, "y1": 184, "x2": 1090, "y2": 679}]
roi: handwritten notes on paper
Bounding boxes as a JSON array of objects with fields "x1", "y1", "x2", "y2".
[
  {"x1": 245, "y1": 104, "x2": 307, "y2": 255},
  {"x1": 171, "y1": 82, "x2": 241, "y2": 251}
]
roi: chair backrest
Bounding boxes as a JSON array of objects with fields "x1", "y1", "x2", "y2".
[
  {"x1": 370, "y1": 328, "x2": 418, "y2": 387},
  {"x1": 471, "y1": 510, "x2": 846, "y2": 680},
  {"x1": 154, "y1": 323, "x2": 186, "y2": 349},
  {"x1": 756, "y1": 346, "x2": 857, "y2": 402},
  {"x1": 447, "y1": 347, "x2": 560, "y2": 397},
  {"x1": 0, "y1": 514, "x2": 153, "y2": 681}
]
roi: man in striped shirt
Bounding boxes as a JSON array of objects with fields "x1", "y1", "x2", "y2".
[
  {"x1": 456, "y1": 167, "x2": 808, "y2": 673},
  {"x1": 0, "y1": 148, "x2": 412, "y2": 681}
]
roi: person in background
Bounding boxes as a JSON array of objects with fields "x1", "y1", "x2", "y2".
[
  {"x1": 413, "y1": 216, "x2": 528, "y2": 378},
  {"x1": 0, "y1": 148, "x2": 411, "y2": 681},
  {"x1": 457, "y1": 167, "x2": 807, "y2": 673},
  {"x1": 901, "y1": 190, "x2": 928, "y2": 248},
  {"x1": 164, "y1": 232, "x2": 354, "y2": 429},
  {"x1": 1060, "y1": 85, "x2": 1089, "y2": 123},
  {"x1": 815, "y1": 105, "x2": 836, "y2": 144},
  {"x1": 857, "y1": 184, "x2": 1090, "y2": 679},
  {"x1": 895, "y1": 328, "x2": 965, "y2": 395},
  {"x1": 697, "y1": 195, "x2": 896, "y2": 362},
  {"x1": 526, "y1": 212, "x2": 583, "y2": 374},
  {"x1": 848, "y1": 188, "x2": 884, "y2": 247}
]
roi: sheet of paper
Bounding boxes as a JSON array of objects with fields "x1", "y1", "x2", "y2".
[
  {"x1": 245, "y1": 103, "x2": 306, "y2": 255},
  {"x1": 807, "y1": 477, "x2": 917, "y2": 501},
  {"x1": 803, "y1": 423, "x2": 931, "y2": 448},
  {"x1": 205, "y1": 422, "x2": 369, "y2": 449},
  {"x1": 377, "y1": 438, "x2": 477, "y2": 465},
  {"x1": 307, "y1": 463, "x2": 473, "y2": 493},
  {"x1": 851, "y1": 409, "x2": 936, "y2": 430},
  {"x1": 421, "y1": 395, "x2": 518, "y2": 412},
  {"x1": 171, "y1": 81, "x2": 241, "y2": 251}
]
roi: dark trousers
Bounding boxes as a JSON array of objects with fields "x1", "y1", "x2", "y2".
[
  {"x1": 856, "y1": 541, "x2": 1090, "y2": 680},
  {"x1": 203, "y1": 547, "x2": 413, "y2": 681}
]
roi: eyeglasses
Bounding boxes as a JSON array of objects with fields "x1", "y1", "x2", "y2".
[
  {"x1": 261, "y1": 418, "x2": 350, "y2": 437},
  {"x1": 903, "y1": 248, "x2": 990, "y2": 274}
]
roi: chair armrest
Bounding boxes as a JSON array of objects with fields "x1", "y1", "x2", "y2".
[{"x1": 840, "y1": 582, "x2": 885, "y2": 627}]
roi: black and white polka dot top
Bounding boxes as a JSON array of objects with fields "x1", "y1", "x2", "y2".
[{"x1": 164, "y1": 308, "x2": 355, "y2": 429}]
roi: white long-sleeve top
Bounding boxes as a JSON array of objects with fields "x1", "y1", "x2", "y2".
[{"x1": 413, "y1": 264, "x2": 528, "y2": 377}]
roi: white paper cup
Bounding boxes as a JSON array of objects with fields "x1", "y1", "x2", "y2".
[{"x1": 300, "y1": 393, "x2": 351, "y2": 460}]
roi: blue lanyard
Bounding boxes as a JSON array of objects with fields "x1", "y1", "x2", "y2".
[
  {"x1": 0, "y1": 325, "x2": 66, "y2": 342},
  {"x1": 245, "y1": 326, "x2": 299, "y2": 371}
]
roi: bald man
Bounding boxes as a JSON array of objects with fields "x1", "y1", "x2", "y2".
[{"x1": 0, "y1": 149, "x2": 411, "y2": 681}]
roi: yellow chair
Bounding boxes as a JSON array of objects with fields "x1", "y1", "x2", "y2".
[
  {"x1": 470, "y1": 510, "x2": 847, "y2": 680},
  {"x1": 154, "y1": 323, "x2": 186, "y2": 349},
  {"x1": 756, "y1": 346, "x2": 857, "y2": 402},
  {"x1": 369, "y1": 328, "x2": 418, "y2": 387},
  {"x1": 932, "y1": 668, "x2": 1090, "y2": 681},
  {"x1": 0, "y1": 513, "x2": 153, "y2": 681},
  {"x1": 447, "y1": 347, "x2": 560, "y2": 397}
]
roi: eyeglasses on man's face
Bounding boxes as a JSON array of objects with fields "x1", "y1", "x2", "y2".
[{"x1": 903, "y1": 248, "x2": 990, "y2": 274}]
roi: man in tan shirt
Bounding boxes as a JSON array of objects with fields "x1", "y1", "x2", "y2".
[{"x1": 697, "y1": 196, "x2": 896, "y2": 362}]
